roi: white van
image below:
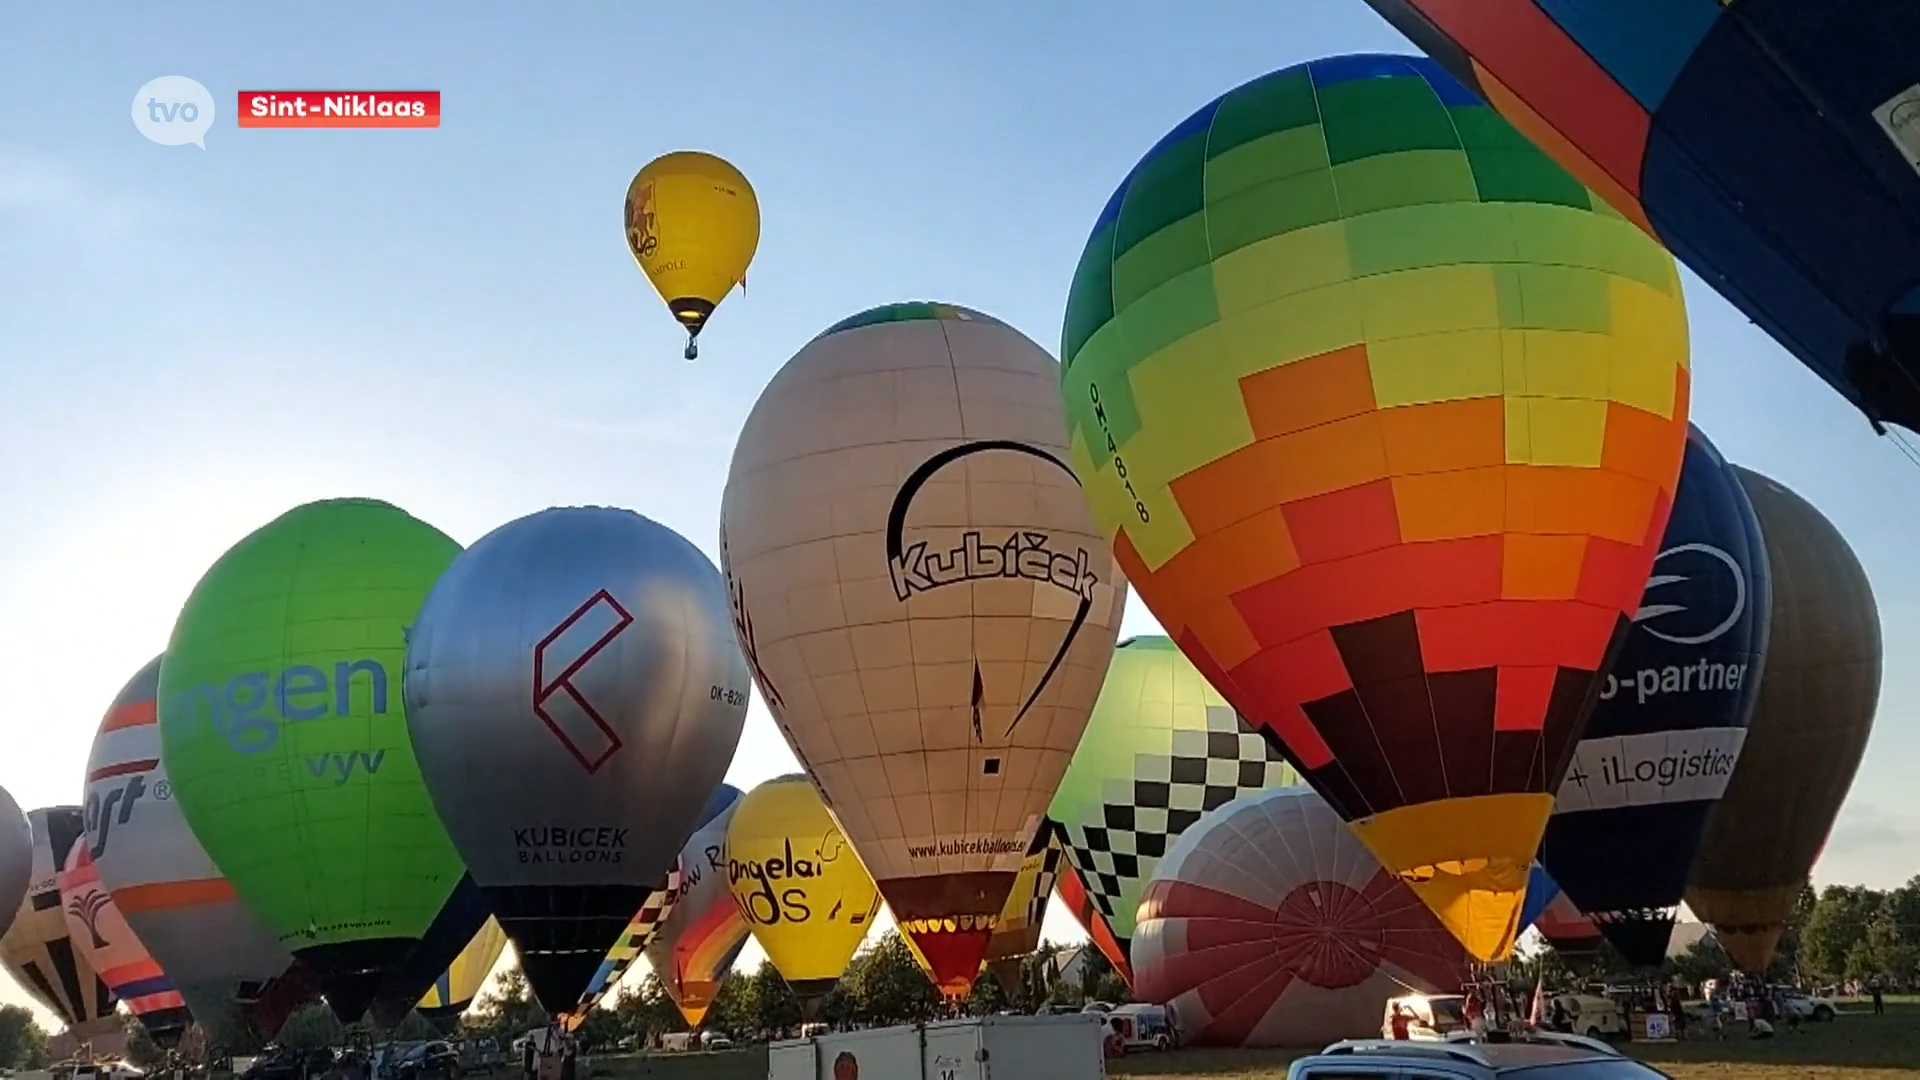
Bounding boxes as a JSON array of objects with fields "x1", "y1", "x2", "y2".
[
  {"x1": 1106, "y1": 1004, "x2": 1173, "y2": 1052},
  {"x1": 658, "y1": 1033, "x2": 695, "y2": 1052}
]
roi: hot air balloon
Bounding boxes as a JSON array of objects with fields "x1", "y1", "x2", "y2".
[
  {"x1": 625, "y1": 151, "x2": 760, "y2": 361},
  {"x1": 1049, "y1": 636, "x2": 1297, "y2": 983},
  {"x1": 979, "y1": 828, "x2": 1066, "y2": 997},
  {"x1": 1052, "y1": 853, "x2": 1129, "y2": 980},
  {"x1": 1519, "y1": 863, "x2": 1561, "y2": 935},
  {"x1": 571, "y1": 867, "x2": 681, "y2": 1025},
  {"x1": 0, "y1": 787, "x2": 30, "y2": 941},
  {"x1": 2, "y1": 808, "x2": 118, "y2": 1041},
  {"x1": 1059, "y1": 53, "x2": 1692, "y2": 961},
  {"x1": 721, "y1": 301, "x2": 1128, "y2": 997},
  {"x1": 367, "y1": 879, "x2": 494, "y2": 1029},
  {"x1": 724, "y1": 775, "x2": 881, "y2": 1012},
  {"x1": 157, "y1": 498, "x2": 467, "y2": 1022},
  {"x1": 1358, "y1": 1, "x2": 1920, "y2": 434},
  {"x1": 84, "y1": 655, "x2": 310, "y2": 1046},
  {"x1": 1687, "y1": 466, "x2": 1881, "y2": 974},
  {"x1": 404, "y1": 505, "x2": 749, "y2": 1015},
  {"x1": 416, "y1": 918, "x2": 509, "y2": 1033},
  {"x1": 1540, "y1": 425, "x2": 1769, "y2": 968},
  {"x1": 57, "y1": 843, "x2": 191, "y2": 1046},
  {"x1": 1533, "y1": 892, "x2": 1605, "y2": 975},
  {"x1": 1133, "y1": 787, "x2": 1468, "y2": 1048},
  {"x1": 642, "y1": 785, "x2": 750, "y2": 1028}
]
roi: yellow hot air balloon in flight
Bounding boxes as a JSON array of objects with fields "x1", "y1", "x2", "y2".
[
  {"x1": 417, "y1": 917, "x2": 509, "y2": 1032},
  {"x1": 624, "y1": 151, "x2": 760, "y2": 361},
  {"x1": 724, "y1": 776, "x2": 880, "y2": 1015}
]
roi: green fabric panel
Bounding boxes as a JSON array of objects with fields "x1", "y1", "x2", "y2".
[
  {"x1": 1113, "y1": 134, "x2": 1209, "y2": 261},
  {"x1": 1203, "y1": 67, "x2": 1320, "y2": 160},
  {"x1": 1113, "y1": 212, "x2": 1213, "y2": 310},
  {"x1": 1317, "y1": 73, "x2": 1463, "y2": 166},
  {"x1": 1062, "y1": 222, "x2": 1119, "y2": 368},
  {"x1": 1205, "y1": 168, "x2": 1343, "y2": 259},
  {"x1": 1330, "y1": 148, "x2": 1479, "y2": 217}
]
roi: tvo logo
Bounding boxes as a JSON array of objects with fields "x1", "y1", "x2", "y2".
[
  {"x1": 1633, "y1": 543, "x2": 1747, "y2": 646},
  {"x1": 85, "y1": 773, "x2": 160, "y2": 860}
]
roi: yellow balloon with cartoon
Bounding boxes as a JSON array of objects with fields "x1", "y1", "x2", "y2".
[{"x1": 624, "y1": 150, "x2": 759, "y2": 360}]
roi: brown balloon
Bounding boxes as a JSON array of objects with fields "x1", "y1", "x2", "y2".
[{"x1": 1685, "y1": 466, "x2": 1881, "y2": 973}]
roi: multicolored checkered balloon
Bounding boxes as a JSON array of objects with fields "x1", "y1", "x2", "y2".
[{"x1": 1060, "y1": 53, "x2": 1691, "y2": 961}]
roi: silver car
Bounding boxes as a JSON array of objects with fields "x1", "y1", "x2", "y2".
[{"x1": 1288, "y1": 1031, "x2": 1672, "y2": 1080}]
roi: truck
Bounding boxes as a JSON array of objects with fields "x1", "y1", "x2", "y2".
[{"x1": 768, "y1": 1014, "x2": 1106, "y2": 1080}]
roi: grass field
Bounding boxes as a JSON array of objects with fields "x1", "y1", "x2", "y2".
[{"x1": 594, "y1": 999, "x2": 1920, "y2": 1079}]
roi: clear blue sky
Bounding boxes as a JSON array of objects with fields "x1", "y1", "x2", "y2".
[{"x1": 2, "y1": 0, "x2": 1913, "y2": 1025}]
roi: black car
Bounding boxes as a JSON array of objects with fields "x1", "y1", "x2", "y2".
[
  {"x1": 391, "y1": 1040, "x2": 461, "y2": 1080},
  {"x1": 242, "y1": 1046, "x2": 336, "y2": 1080}
]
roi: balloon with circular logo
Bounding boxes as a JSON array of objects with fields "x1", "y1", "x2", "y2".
[
  {"x1": 83, "y1": 654, "x2": 309, "y2": 1045},
  {"x1": 58, "y1": 842, "x2": 192, "y2": 1046},
  {"x1": 643, "y1": 785, "x2": 750, "y2": 1028},
  {"x1": 1134, "y1": 787, "x2": 1468, "y2": 1048},
  {"x1": 157, "y1": 498, "x2": 468, "y2": 1022},
  {"x1": 1, "y1": 808, "x2": 118, "y2": 1039},
  {"x1": 722, "y1": 301, "x2": 1127, "y2": 997},
  {"x1": 1687, "y1": 466, "x2": 1881, "y2": 973},
  {"x1": 625, "y1": 151, "x2": 760, "y2": 360},
  {"x1": 405, "y1": 506, "x2": 749, "y2": 1015},
  {"x1": 1060, "y1": 53, "x2": 1691, "y2": 961},
  {"x1": 0, "y1": 786, "x2": 30, "y2": 942},
  {"x1": 1541, "y1": 424, "x2": 1770, "y2": 967},
  {"x1": 724, "y1": 775, "x2": 881, "y2": 1012}
]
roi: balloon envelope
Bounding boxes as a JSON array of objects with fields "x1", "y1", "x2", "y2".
[
  {"x1": 1541, "y1": 425, "x2": 1770, "y2": 967},
  {"x1": 1357, "y1": 1, "x2": 1920, "y2": 433},
  {"x1": 1059, "y1": 53, "x2": 1691, "y2": 961},
  {"x1": 1050, "y1": 845, "x2": 1130, "y2": 982},
  {"x1": 1534, "y1": 892, "x2": 1604, "y2": 973},
  {"x1": 416, "y1": 917, "x2": 509, "y2": 1032},
  {"x1": 83, "y1": 655, "x2": 309, "y2": 1047},
  {"x1": 1519, "y1": 863, "x2": 1560, "y2": 934},
  {"x1": 0, "y1": 787, "x2": 30, "y2": 942},
  {"x1": 626, "y1": 151, "x2": 760, "y2": 358},
  {"x1": 573, "y1": 865, "x2": 681, "y2": 1023},
  {"x1": 724, "y1": 775, "x2": 880, "y2": 1004},
  {"x1": 404, "y1": 505, "x2": 749, "y2": 1014},
  {"x1": 1134, "y1": 787, "x2": 1468, "y2": 1048},
  {"x1": 58, "y1": 843, "x2": 191, "y2": 1046},
  {"x1": 2, "y1": 808, "x2": 117, "y2": 1037},
  {"x1": 1049, "y1": 636, "x2": 1297, "y2": 977},
  {"x1": 367, "y1": 877, "x2": 494, "y2": 1029},
  {"x1": 643, "y1": 785, "x2": 750, "y2": 1028},
  {"x1": 980, "y1": 828, "x2": 1066, "y2": 995},
  {"x1": 721, "y1": 301, "x2": 1127, "y2": 995},
  {"x1": 1687, "y1": 467, "x2": 1880, "y2": 973},
  {"x1": 156, "y1": 498, "x2": 467, "y2": 1022}
]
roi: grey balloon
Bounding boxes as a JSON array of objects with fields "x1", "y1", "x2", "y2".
[
  {"x1": 404, "y1": 505, "x2": 749, "y2": 1011},
  {"x1": 0, "y1": 786, "x2": 28, "y2": 941}
]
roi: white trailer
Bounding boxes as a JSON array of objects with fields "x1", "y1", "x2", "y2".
[{"x1": 768, "y1": 1013, "x2": 1107, "y2": 1080}]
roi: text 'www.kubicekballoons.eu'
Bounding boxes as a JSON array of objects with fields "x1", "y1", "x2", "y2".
[
  {"x1": 1542, "y1": 424, "x2": 1770, "y2": 968},
  {"x1": 404, "y1": 506, "x2": 749, "y2": 1015},
  {"x1": 86, "y1": 655, "x2": 306, "y2": 1047},
  {"x1": 1059, "y1": 54, "x2": 1691, "y2": 961},
  {"x1": 157, "y1": 498, "x2": 467, "y2": 1023},
  {"x1": 721, "y1": 301, "x2": 1127, "y2": 997}
]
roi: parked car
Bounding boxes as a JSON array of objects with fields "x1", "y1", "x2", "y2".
[
  {"x1": 390, "y1": 1041, "x2": 460, "y2": 1080},
  {"x1": 1107, "y1": 1004, "x2": 1174, "y2": 1052},
  {"x1": 1774, "y1": 988, "x2": 1838, "y2": 1022},
  {"x1": 241, "y1": 1047, "x2": 335, "y2": 1080},
  {"x1": 1289, "y1": 1033, "x2": 1670, "y2": 1080},
  {"x1": 454, "y1": 1038, "x2": 503, "y2": 1074}
]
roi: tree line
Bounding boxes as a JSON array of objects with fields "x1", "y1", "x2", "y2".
[{"x1": 1520, "y1": 876, "x2": 1920, "y2": 989}]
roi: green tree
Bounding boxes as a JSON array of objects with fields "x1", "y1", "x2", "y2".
[
  {"x1": 745, "y1": 961, "x2": 802, "y2": 1033},
  {"x1": 121, "y1": 1012, "x2": 162, "y2": 1067},
  {"x1": 613, "y1": 974, "x2": 689, "y2": 1042},
  {"x1": 844, "y1": 932, "x2": 938, "y2": 1027},
  {"x1": 0, "y1": 1004, "x2": 48, "y2": 1069},
  {"x1": 466, "y1": 965, "x2": 547, "y2": 1042},
  {"x1": 1667, "y1": 934, "x2": 1732, "y2": 989},
  {"x1": 1800, "y1": 885, "x2": 1883, "y2": 980}
]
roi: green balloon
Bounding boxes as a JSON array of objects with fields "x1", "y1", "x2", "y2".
[
  {"x1": 1049, "y1": 636, "x2": 1299, "y2": 957},
  {"x1": 157, "y1": 498, "x2": 464, "y2": 1019}
]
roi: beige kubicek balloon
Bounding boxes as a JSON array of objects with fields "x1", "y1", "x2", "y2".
[{"x1": 720, "y1": 301, "x2": 1126, "y2": 999}]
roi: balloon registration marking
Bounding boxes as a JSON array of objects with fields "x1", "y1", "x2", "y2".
[
  {"x1": 885, "y1": 439, "x2": 1100, "y2": 744},
  {"x1": 531, "y1": 588, "x2": 635, "y2": 773}
]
